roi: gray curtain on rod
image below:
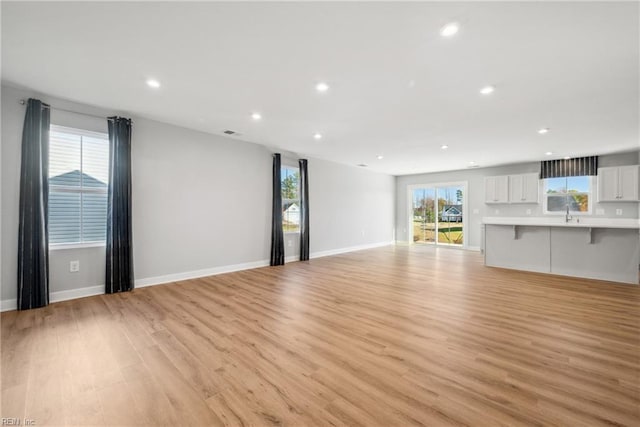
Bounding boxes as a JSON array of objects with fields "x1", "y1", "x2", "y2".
[
  {"x1": 106, "y1": 117, "x2": 134, "y2": 293},
  {"x1": 270, "y1": 153, "x2": 285, "y2": 266},
  {"x1": 299, "y1": 159, "x2": 310, "y2": 261},
  {"x1": 17, "y1": 98, "x2": 50, "y2": 310}
]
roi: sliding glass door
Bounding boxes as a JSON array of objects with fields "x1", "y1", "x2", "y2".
[
  {"x1": 410, "y1": 183, "x2": 465, "y2": 246},
  {"x1": 412, "y1": 188, "x2": 436, "y2": 243}
]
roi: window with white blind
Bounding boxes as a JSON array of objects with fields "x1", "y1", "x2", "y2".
[{"x1": 49, "y1": 125, "x2": 109, "y2": 246}]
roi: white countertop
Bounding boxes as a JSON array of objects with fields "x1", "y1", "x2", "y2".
[{"x1": 482, "y1": 216, "x2": 640, "y2": 229}]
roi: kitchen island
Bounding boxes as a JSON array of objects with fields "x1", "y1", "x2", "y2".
[{"x1": 483, "y1": 217, "x2": 640, "y2": 284}]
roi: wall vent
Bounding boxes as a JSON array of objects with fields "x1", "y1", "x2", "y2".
[{"x1": 223, "y1": 129, "x2": 241, "y2": 136}]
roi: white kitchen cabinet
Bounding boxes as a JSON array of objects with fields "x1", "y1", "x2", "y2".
[
  {"x1": 598, "y1": 166, "x2": 639, "y2": 202},
  {"x1": 484, "y1": 175, "x2": 509, "y2": 203},
  {"x1": 509, "y1": 173, "x2": 539, "y2": 204}
]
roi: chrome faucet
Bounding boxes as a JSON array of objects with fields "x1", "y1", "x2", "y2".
[{"x1": 565, "y1": 205, "x2": 572, "y2": 223}]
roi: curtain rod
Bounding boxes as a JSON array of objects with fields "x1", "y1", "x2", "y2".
[{"x1": 19, "y1": 99, "x2": 125, "y2": 121}]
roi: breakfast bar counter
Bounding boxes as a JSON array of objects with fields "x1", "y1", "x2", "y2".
[{"x1": 482, "y1": 217, "x2": 640, "y2": 284}]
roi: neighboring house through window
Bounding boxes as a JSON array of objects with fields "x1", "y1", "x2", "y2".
[
  {"x1": 281, "y1": 166, "x2": 300, "y2": 232},
  {"x1": 543, "y1": 176, "x2": 593, "y2": 214},
  {"x1": 49, "y1": 125, "x2": 109, "y2": 246}
]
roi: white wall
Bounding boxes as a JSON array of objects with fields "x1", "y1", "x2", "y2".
[
  {"x1": 1, "y1": 84, "x2": 395, "y2": 306},
  {"x1": 396, "y1": 151, "x2": 640, "y2": 248}
]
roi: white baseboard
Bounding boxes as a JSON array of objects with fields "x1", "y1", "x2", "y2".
[
  {"x1": 1, "y1": 299, "x2": 17, "y2": 312},
  {"x1": 51, "y1": 285, "x2": 104, "y2": 302},
  {"x1": 135, "y1": 259, "x2": 271, "y2": 288},
  {"x1": 0, "y1": 285, "x2": 104, "y2": 312},
  {"x1": 0, "y1": 240, "x2": 395, "y2": 312},
  {"x1": 309, "y1": 241, "x2": 394, "y2": 259}
]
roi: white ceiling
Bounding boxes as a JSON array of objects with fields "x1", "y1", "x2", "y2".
[{"x1": 2, "y1": 1, "x2": 638, "y2": 175}]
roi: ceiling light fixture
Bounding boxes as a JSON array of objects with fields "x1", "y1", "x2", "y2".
[
  {"x1": 313, "y1": 133, "x2": 323, "y2": 140},
  {"x1": 545, "y1": 151, "x2": 553, "y2": 156},
  {"x1": 469, "y1": 161, "x2": 476, "y2": 165},
  {"x1": 538, "y1": 128, "x2": 550, "y2": 134},
  {"x1": 440, "y1": 23, "x2": 459, "y2": 37},
  {"x1": 251, "y1": 112, "x2": 262, "y2": 120},
  {"x1": 479, "y1": 85, "x2": 495, "y2": 95},
  {"x1": 377, "y1": 155, "x2": 384, "y2": 160},
  {"x1": 315, "y1": 82, "x2": 330, "y2": 92},
  {"x1": 441, "y1": 145, "x2": 449, "y2": 150},
  {"x1": 146, "y1": 79, "x2": 161, "y2": 89},
  {"x1": 564, "y1": 156, "x2": 571, "y2": 160}
]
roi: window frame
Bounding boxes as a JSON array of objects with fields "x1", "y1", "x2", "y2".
[
  {"x1": 48, "y1": 125, "x2": 110, "y2": 248},
  {"x1": 542, "y1": 175, "x2": 595, "y2": 216},
  {"x1": 281, "y1": 164, "x2": 301, "y2": 234}
]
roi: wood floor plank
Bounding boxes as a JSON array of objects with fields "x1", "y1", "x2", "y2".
[{"x1": 1, "y1": 245, "x2": 638, "y2": 426}]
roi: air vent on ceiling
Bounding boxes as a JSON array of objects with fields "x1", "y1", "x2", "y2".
[
  {"x1": 223, "y1": 129, "x2": 241, "y2": 136},
  {"x1": 357, "y1": 164, "x2": 368, "y2": 167}
]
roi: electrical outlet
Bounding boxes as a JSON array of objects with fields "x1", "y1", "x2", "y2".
[
  {"x1": 525, "y1": 209, "x2": 532, "y2": 215},
  {"x1": 361, "y1": 230, "x2": 365, "y2": 237},
  {"x1": 494, "y1": 209, "x2": 500, "y2": 215},
  {"x1": 616, "y1": 209, "x2": 623, "y2": 216},
  {"x1": 287, "y1": 239, "x2": 292, "y2": 247},
  {"x1": 596, "y1": 208, "x2": 605, "y2": 215},
  {"x1": 472, "y1": 208, "x2": 479, "y2": 214},
  {"x1": 69, "y1": 260, "x2": 80, "y2": 273}
]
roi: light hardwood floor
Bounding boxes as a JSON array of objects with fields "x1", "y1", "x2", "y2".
[{"x1": 1, "y1": 245, "x2": 639, "y2": 426}]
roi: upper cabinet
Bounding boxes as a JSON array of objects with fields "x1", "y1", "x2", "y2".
[
  {"x1": 484, "y1": 175, "x2": 509, "y2": 204},
  {"x1": 598, "y1": 166, "x2": 639, "y2": 202},
  {"x1": 509, "y1": 173, "x2": 539, "y2": 204},
  {"x1": 485, "y1": 173, "x2": 539, "y2": 204}
]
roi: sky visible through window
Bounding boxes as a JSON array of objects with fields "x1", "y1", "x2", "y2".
[{"x1": 545, "y1": 176, "x2": 590, "y2": 193}]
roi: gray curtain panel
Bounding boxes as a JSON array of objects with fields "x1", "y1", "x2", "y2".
[
  {"x1": 106, "y1": 117, "x2": 134, "y2": 293},
  {"x1": 17, "y1": 98, "x2": 50, "y2": 310},
  {"x1": 299, "y1": 159, "x2": 310, "y2": 261},
  {"x1": 270, "y1": 153, "x2": 285, "y2": 266}
]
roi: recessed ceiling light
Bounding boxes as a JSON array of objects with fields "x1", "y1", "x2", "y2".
[
  {"x1": 545, "y1": 151, "x2": 553, "y2": 156},
  {"x1": 468, "y1": 161, "x2": 476, "y2": 165},
  {"x1": 315, "y1": 82, "x2": 330, "y2": 92},
  {"x1": 440, "y1": 22, "x2": 459, "y2": 37},
  {"x1": 538, "y1": 128, "x2": 550, "y2": 134},
  {"x1": 564, "y1": 156, "x2": 571, "y2": 160},
  {"x1": 146, "y1": 79, "x2": 161, "y2": 89},
  {"x1": 441, "y1": 145, "x2": 449, "y2": 150},
  {"x1": 479, "y1": 86, "x2": 495, "y2": 95},
  {"x1": 377, "y1": 155, "x2": 384, "y2": 160},
  {"x1": 251, "y1": 112, "x2": 262, "y2": 120},
  {"x1": 313, "y1": 133, "x2": 323, "y2": 140}
]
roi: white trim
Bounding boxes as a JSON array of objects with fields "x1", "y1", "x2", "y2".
[
  {"x1": 135, "y1": 259, "x2": 271, "y2": 288},
  {"x1": 309, "y1": 241, "x2": 394, "y2": 259},
  {"x1": 51, "y1": 285, "x2": 103, "y2": 303},
  {"x1": 285, "y1": 255, "x2": 299, "y2": 263},
  {"x1": 51, "y1": 124, "x2": 107, "y2": 139},
  {"x1": 1, "y1": 241, "x2": 395, "y2": 312},
  {"x1": 49, "y1": 242, "x2": 105, "y2": 251},
  {"x1": 1, "y1": 299, "x2": 17, "y2": 312},
  {"x1": 0, "y1": 285, "x2": 104, "y2": 312}
]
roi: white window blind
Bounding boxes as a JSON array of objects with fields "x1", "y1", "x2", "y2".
[{"x1": 49, "y1": 125, "x2": 109, "y2": 245}]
